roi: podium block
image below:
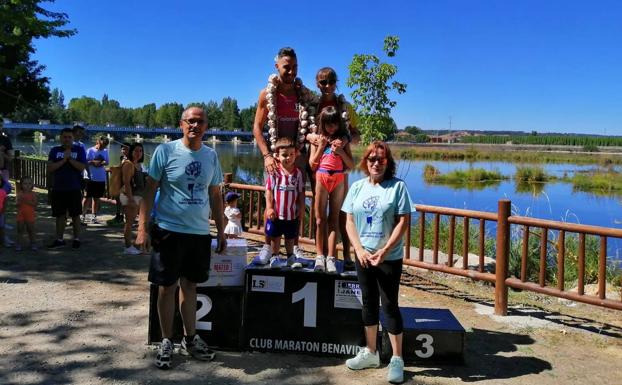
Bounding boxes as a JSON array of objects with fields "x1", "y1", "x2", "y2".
[
  {"x1": 148, "y1": 284, "x2": 244, "y2": 350},
  {"x1": 243, "y1": 262, "x2": 365, "y2": 357},
  {"x1": 203, "y1": 238, "x2": 248, "y2": 287},
  {"x1": 380, "y1": 307, "x2": 465, "y2": 363}
]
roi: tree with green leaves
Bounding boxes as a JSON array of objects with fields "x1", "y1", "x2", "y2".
[
  {"x1": 220, "y1": 97, "x2": 241, "y2": 131},
  {"x1": 239, "y1": 104, "x2": 257, "y2": 131},
  {"x1": 347, "y1": 35, "x2": 407, "y2": 144},
  {"x1": 203, "y1": 101, "x2": 222, "y2": 129},
  {"x1": 49, "y1": 88, "x2": 66, "y2": 123},
  {"x1": 0, "y1": 0, "x2": 76, "y2": 119},
  {"x1": 155, "y1": 102, "x2": 184, "y2": 128},
  {"x1": 404, "y1": 125, "x2": 422, "y2": 136}
]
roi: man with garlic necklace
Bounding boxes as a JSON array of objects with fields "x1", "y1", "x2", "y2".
[{"x1": 252, "y1": 47, "x2": 315, "y2": 264}]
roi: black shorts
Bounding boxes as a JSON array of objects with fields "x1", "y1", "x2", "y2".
[
  {"x1": 148, "y1": 225, "x2": 212, "y2": 286},
  {"x1": 51, "y1": 189, "x2": 83, "y2": 218},
  {"x1": 85, "y1": 181, "x2": 105, "y2": 198},
  {"x1": 265, "y1": 218, "x2": 299, "y2": 240}
]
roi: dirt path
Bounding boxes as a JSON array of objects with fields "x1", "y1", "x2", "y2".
[{"x1": 1, "y1": 194, "x2": 621, "y2": 385}]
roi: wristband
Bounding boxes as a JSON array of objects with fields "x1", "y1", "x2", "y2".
[{"x1": 263, "y1": 153, "x2": 272, "y2": 159}]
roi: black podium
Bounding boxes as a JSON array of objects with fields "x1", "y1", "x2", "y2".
[
  {"x1": 147, "y1": 257, "x2": 466, "y2": 362},
  {"x1": 148, "y1": 284, "x2": 244, "y2": 350},
  {"x1": 380, "y1": 307, "x2": 465, "y2": 363},
  {"x1": 242, "y1": 261, "x2": 366, "y2": 357}
]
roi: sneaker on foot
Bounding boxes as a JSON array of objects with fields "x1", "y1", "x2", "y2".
[
  {"x1": 180, "y1": 335, "x2": 215, "y2": 361},
  {"x1": 124, "y1": 245, "x2": 142, "y2": 255},
  {"x1": 269, "y1": 255, "x2": 281, "y2": 269},
  {"x1": 257, "y1": 244, "x2": 272, "y2": 264},
  {"x1": 326, "y1": 256, "x2": 337, "y2": 273},
  {"x1": 47, "y1": 239, "x2": 66, "y2": 249},
  {"x1": 155, "y1": 338, "x2": 173, "y2": 369},
  {"x1": 72, "y1": 239, "x2": 81, "y2": 249},
  {"x1": 287, "y1": 254, "x2": 302, "y2": 269},
  {"x1": 91, "y1": 216, "x2": 100, "y2": 224},
  {"x1": 346, "y1": 347, "x2": 380, "y2": 370},
  {"x1": 14, "y1": 244, "x2": 22, "y2": 251},
  {"x1": 293, "y1": 245, "x2": 305, "y2": 259},
  {"x1": 387, "y1": 356, "x2": 404, "y2": 383},
  {"x1": 314, "y1": 255, "x2": 326, "y2": 272}
]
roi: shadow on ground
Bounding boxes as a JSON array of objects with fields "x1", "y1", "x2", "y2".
[
  {"x1": 402, "y1": 270, "x2": 622, "y2": 338},
  {"x1": 414, "y1": 328, "x2": 551, "y2": 382}
]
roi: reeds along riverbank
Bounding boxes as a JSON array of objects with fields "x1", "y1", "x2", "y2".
[
  {"x1": 394, "y1": 146, "x2": 622, "y2": 165},
  {"x1": 422, "y1": 164, "x2": 507, "y2": 189}
]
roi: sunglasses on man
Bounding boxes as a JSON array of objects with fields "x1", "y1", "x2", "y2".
[{"x1": 318, "y1": 79, "x2": 336, "y2": 86}]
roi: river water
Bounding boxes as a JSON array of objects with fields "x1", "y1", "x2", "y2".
[{"x1": 18, "y1": 139, "x2": 622, "y2": 257}]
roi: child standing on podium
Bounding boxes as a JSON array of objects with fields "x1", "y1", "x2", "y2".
[{"x1": 263, "y1": 137, "x2": 305, "y2": 269}]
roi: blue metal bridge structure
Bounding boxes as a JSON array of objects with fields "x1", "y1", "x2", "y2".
[{"x1": 3, "y1": 122, "x2": 255, "y2": 141}]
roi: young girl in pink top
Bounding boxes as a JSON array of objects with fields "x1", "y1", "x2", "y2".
[
  {"x1": 309, "y1": 106, "x2": 354, "y2": 273},
  {"x1": 15, "y1": 176, "x2": 37, "y2": 251}
]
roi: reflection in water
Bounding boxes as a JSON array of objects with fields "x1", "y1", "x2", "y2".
[
  {"x1": 515, "y1": 182, "x2": 546, "y2": 195},
  {"x1": 424, "y1": 179, "x2": 501, "y2": 191}
]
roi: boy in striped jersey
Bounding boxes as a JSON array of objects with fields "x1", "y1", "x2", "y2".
[{"x1": 264, "y1": 137, "x2": 305, "y2": 268}]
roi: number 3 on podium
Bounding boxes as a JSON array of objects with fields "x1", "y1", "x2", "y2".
[{"x1": 292, "y1": 282, "x2": 317, "y2": 328}]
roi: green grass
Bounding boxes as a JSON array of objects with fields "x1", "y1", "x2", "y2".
[
  {"x1": 565, "y1": 171, "x2": 622, "y2": 195},
  {"x1": 423, "y1": 164, "x2": 507, "y2": 189},
  {"x1": 514, "y1": 166, "x2": 554, "y2": 182},
  {"x1": 394, "y1": 146, "x2": 622, "y2": 165}
]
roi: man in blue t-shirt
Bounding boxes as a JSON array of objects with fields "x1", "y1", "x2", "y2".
[
  {"x1": 83, "y1": 136, "x2": 109, "y2": 224},
  {"x1": 47, "y1": 127, "x2": 87, "y2": 249},
  {"x1": 137, "y1": 106, "x2": 226, "y2": 369}
]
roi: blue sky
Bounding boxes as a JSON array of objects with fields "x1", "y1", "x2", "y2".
[{"x1": 34, "y1": 0, "x2": 622, "y2": 134}]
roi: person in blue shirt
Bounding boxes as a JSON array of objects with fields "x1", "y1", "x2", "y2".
[
  {"x1": 342, "y1": 141, "x2": 413, "y2": 384},
  {"x1": 46, "y1": 127, "x2": 87, "y2": 249},
  {"x1": 137, "y1": 107, "x2": 226, "y2": 370}
]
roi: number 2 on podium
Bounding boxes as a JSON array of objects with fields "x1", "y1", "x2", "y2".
[{"x1": 291, "y1": 282, "x2": 317, "y2": 328}]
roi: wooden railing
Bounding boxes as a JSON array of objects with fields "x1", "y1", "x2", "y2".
[
  {"x1": 224, "y1": 178, "x2": 622, "y2": 315},
  {"x1": 10, "y1": 161, "x2": 622, "y2": 314}
]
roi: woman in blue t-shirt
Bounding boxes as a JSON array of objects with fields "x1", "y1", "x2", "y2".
[{"x1": 341, "y1": 141, "x2": 413, "y2": 384}]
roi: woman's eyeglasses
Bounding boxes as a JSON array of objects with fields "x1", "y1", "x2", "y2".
[
  {"x1": 367, "y1": 156, "x2": 387, "y2": 165},
  {"x1": 318, "y1": 79, "x2": 336, "y2": 86}
]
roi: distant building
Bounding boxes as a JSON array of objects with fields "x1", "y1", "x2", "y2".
[{"x1": 428, "y1": 131, "x2": 471, "y2": 143}]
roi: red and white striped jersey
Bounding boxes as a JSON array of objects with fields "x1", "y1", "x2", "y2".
[{"x1": 265, "y1": 165, "x2": 304, "y2": 220}]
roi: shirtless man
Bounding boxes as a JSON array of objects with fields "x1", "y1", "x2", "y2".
[{"x1": 252, "y1": 47, "x2": 307, "y2": 263}]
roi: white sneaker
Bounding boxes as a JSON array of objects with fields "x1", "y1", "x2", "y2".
[
  {"x1": 91, "y1": 215, "x2": 100, "y2": 224},
  {"x1": 346, "y1": 347, "x2": 380, "y2": 370},
  {"x1": 124, "y1": 245, "x2": 142, "y2": 255},
  {"x1": 387, "y1": 356, "x2": 404, "y2": 383},
  {"x1": 287, "y1": 255, "x2": 302, "y2": 269},
  {"x1": 314, "y1": 255, "x2": 326, "y2": 272},
  {"x1": 257, "y1": 244, "x2": 272, "y2": 264},
  {"x1": 293, "y1": 245, "x2": 305, "y2": 259},
  {"x1": 326, "y1": 256, "x2": 337, "y2": 273},
  {"x1": 269, "y1": 255, "x2": 281, "y2": 269}
]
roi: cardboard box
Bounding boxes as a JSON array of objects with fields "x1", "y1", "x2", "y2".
[{"x1": 198, "y1": 238, "x2": 248, "y2": 287}]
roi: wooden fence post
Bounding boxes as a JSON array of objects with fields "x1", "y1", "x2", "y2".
[{"x1": 495, "y1": 199, "x2": 511, "y2": 316}]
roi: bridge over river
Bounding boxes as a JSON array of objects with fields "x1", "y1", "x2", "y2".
[{"x1": 2, "y1": 122, "x2": 254, "y2": 141}]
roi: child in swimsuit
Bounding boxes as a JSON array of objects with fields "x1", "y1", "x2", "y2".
[
  {"x1": 308, "y1": 106, "x2": 354, "y2": 273},
  {"x1": 15, "y1": 176, "x2": 37, "y2": 251}
]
